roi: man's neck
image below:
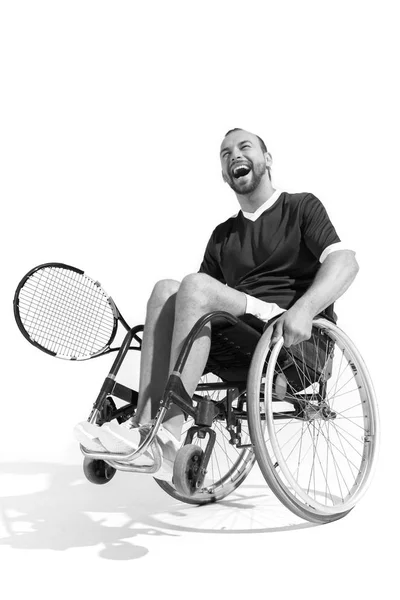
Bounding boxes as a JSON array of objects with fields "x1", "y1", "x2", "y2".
[{"x1": 236, "y1": 179, "x2": 276, "y2": 213}]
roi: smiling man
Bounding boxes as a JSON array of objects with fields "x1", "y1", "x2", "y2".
[
  {"x1": 74, "y1": 127, "x2": 359, "y2": 479},
  {"x1": 221, "y1": 129, "x2": 273, "y2": 198}
]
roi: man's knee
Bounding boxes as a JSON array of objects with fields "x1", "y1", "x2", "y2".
[
  {"x1": 178, "y1": 273, "x2": 246, "y2": 316},
  {"x1": 178, "y1": 273, "x2": 217, "y2": 308},
  {"x1": 147, "y1": 279, "x2": 180, "y2": 309}
]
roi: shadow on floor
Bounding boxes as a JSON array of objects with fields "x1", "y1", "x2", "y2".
[{"x1": 0, "y1": 462, "x2": 317, "y2": 560}]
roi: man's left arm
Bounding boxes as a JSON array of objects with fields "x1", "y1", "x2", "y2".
[{"x1": 271, "y1": 250, "x2": 359, "y2": 346}]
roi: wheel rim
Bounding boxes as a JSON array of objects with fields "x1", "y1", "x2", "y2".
[{"x1": 262, "y1": 320, "x2": 379, "y2": 516}]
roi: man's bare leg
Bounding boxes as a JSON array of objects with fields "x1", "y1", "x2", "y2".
[
  {"x1": 134, "y1": 274, "x2": 246, "y2": 442},
  {"x1": 133, "y1": 279, "x2": 180, "y2": 425},
  {"x1": 162, "y1": 273, "x2": 247, "y2": 440}
]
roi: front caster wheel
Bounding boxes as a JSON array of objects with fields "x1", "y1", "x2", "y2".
[
  {"x1": 173, "y1": 444, "x2": 204, "y2": 496},
  {"x1": 83, "y1": 457, "x2": 116, "y2": 485}
]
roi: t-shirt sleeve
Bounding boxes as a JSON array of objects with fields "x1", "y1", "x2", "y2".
[
  {"x1": 198, "y1": 231, "x2": 226, "y2": 283},
  {"x1": 301, "y1": 194, "x2": 341, "y2": 260}
]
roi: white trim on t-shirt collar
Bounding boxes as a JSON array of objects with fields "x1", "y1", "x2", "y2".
[{"x1": 241, "y1": 189, "x2": 283, "y2": 221}]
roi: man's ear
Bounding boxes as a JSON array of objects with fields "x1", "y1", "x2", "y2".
[{"x1": 264, "y1": 152, "x2": 273, "y2": 168}]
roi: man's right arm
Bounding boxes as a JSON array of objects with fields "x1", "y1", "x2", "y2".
[{"x1": 271, "y1": 250, "x2": 359, "y2": 347}]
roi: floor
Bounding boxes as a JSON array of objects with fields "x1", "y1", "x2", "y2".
[{"x1": 0, "y1": 438, "x2": 392, "y2": 600}]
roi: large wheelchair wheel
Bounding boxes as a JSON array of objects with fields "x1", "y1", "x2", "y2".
[
  {"x1": 155, "y1": 374, "x2": 256, "y2": 505},
  {"x1": 247, "y1": 318, "x2": 379, "y2": 523}
]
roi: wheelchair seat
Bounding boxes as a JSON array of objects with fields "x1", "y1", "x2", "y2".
[
  {"x1": 205, "y1": 313, "x2": 334, "y2": 391},
  {"x1": 205, "y1": 313, "x2": 265, "y2": 381}
]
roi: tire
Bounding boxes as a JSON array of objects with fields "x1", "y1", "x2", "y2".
[
  {"x1": 155, "y1": 373, "x2": 256, "y2": 505},
  {"x1": 83, "y1": 457, "x2": 116, "y2": 485},
  {"x1": 173, "y1": 444, "x2": 204, "y2": 496},
  {"x1": 247, "y1": 319, "x2": 379, "y2": 523}
]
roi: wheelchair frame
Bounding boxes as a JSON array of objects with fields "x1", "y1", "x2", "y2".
[{"x1": 80, "y1": 310, "x2": 379, "y2": 524}]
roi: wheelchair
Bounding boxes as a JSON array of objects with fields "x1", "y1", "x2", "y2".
[{"x1": 80, "y1": 310, "x2": 379, "y2": 524}]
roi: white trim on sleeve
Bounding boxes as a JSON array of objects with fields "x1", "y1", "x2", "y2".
[{"x1": 319, "y1": 242, "x2": 355, "y2": 263}]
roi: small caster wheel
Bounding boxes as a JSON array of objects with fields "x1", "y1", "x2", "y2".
[
  {"x1": 173, "y1": 444, "x2": 204, "y2": 496},
  {"x1": 83, "y1": 457, "x2": 116, "y2": 485}
]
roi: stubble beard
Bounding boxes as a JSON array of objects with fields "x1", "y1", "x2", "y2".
[{"x1": 227, "y1": 161, "x2": 267, "y2": 195}]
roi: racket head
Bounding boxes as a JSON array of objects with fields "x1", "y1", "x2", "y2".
[{"x1": 14, "y1": 263, "x2": 118, "y2": 360}]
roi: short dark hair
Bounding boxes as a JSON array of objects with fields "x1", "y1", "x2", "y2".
[{"x1": 224, "y1": 128, "x2": 268, "y2": 153}]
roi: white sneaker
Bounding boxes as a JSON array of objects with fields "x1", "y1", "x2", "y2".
[
  {"x1": 98, "y1": 422, "x2": 180, "y2": 481},
  {"x1": 74, "y1": 417, "x2": 140, "y2": 452},
  {"x1": 73, "y1": 421, "x2": 106, "y2": 451},
  {"x1": 96, "y1": 419, "x2": 144, "y2": 453}
]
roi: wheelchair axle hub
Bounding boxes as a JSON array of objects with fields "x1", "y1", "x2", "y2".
[{"x1": 301, "y1": 401, "x2": 337, "y2": 422}]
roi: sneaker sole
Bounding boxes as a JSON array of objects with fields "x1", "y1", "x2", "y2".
[{"x1": 74, "y1": 423, "x2": 106, "y2": 452}]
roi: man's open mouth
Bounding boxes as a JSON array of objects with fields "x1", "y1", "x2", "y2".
[{"x1": 232, "y1": 164, "x2": 251, "y2": 179}]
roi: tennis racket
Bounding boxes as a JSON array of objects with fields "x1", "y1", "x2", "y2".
[{"x1": 14, "y1": 262, "x2": 142, "y2": 360}]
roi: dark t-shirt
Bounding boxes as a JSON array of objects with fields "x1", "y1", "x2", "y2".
[{"x1": 199, "y1": 191, "x2": 340, "y2": 320}]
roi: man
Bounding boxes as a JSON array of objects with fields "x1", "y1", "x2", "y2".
[{"x1": 74, "y1": 128, "x2": 359, "y2": 479}]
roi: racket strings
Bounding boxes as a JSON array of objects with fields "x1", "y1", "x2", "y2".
[
  {"x1": 20, "y1": 272, "x2": 111, "y2": 355},
  {"x1": 18, "y1": 267, "x2": 115, "y2": 358},
  {"x1": 20, "y1": 270, "x2": 113, "y2": 356},
  {"x1": 29, "y1": 270, "x2": 114, "y2": 353},
  {"x1": 24, "y1": 271, "x2": 112, "y2": 342}
]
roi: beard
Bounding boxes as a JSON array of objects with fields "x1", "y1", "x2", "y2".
[{"x1": 226, "y1": 161, "x2": 267, "y2": 195}]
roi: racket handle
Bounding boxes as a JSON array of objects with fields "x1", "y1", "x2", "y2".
[
  {"x1": 88, "y1": 325, "x2": 143, "y2": 423},
  {"x1": 88, "y1": 376, "x2": 117, "y2": 424}
]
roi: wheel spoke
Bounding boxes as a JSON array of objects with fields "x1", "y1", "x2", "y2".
[{"x1": 248, "y1": 319, "x2": 378, "y2": 519}]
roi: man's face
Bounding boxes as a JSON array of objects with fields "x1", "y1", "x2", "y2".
[{"x1": 220, "y1": 130, "x2": 269, "y2": 195}]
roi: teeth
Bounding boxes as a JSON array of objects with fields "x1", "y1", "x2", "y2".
[{"x1": 233, "y1": 164, "x2": 250, "y2": 176}]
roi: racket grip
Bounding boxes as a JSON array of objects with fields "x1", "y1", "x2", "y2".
[
  {"x1": 99, "y1": 375, "x2": 116, "y2": 396},
  {"x1": 88, "y1": 327, "x2": 141, "y2": 423},
  {"x1": 88, "y1": 376, "x2": 116, "y2": 423}
]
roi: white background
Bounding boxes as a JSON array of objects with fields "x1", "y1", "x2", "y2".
[{"x1": 0, "y1": 1, "x2": 398, "y2": 598}]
